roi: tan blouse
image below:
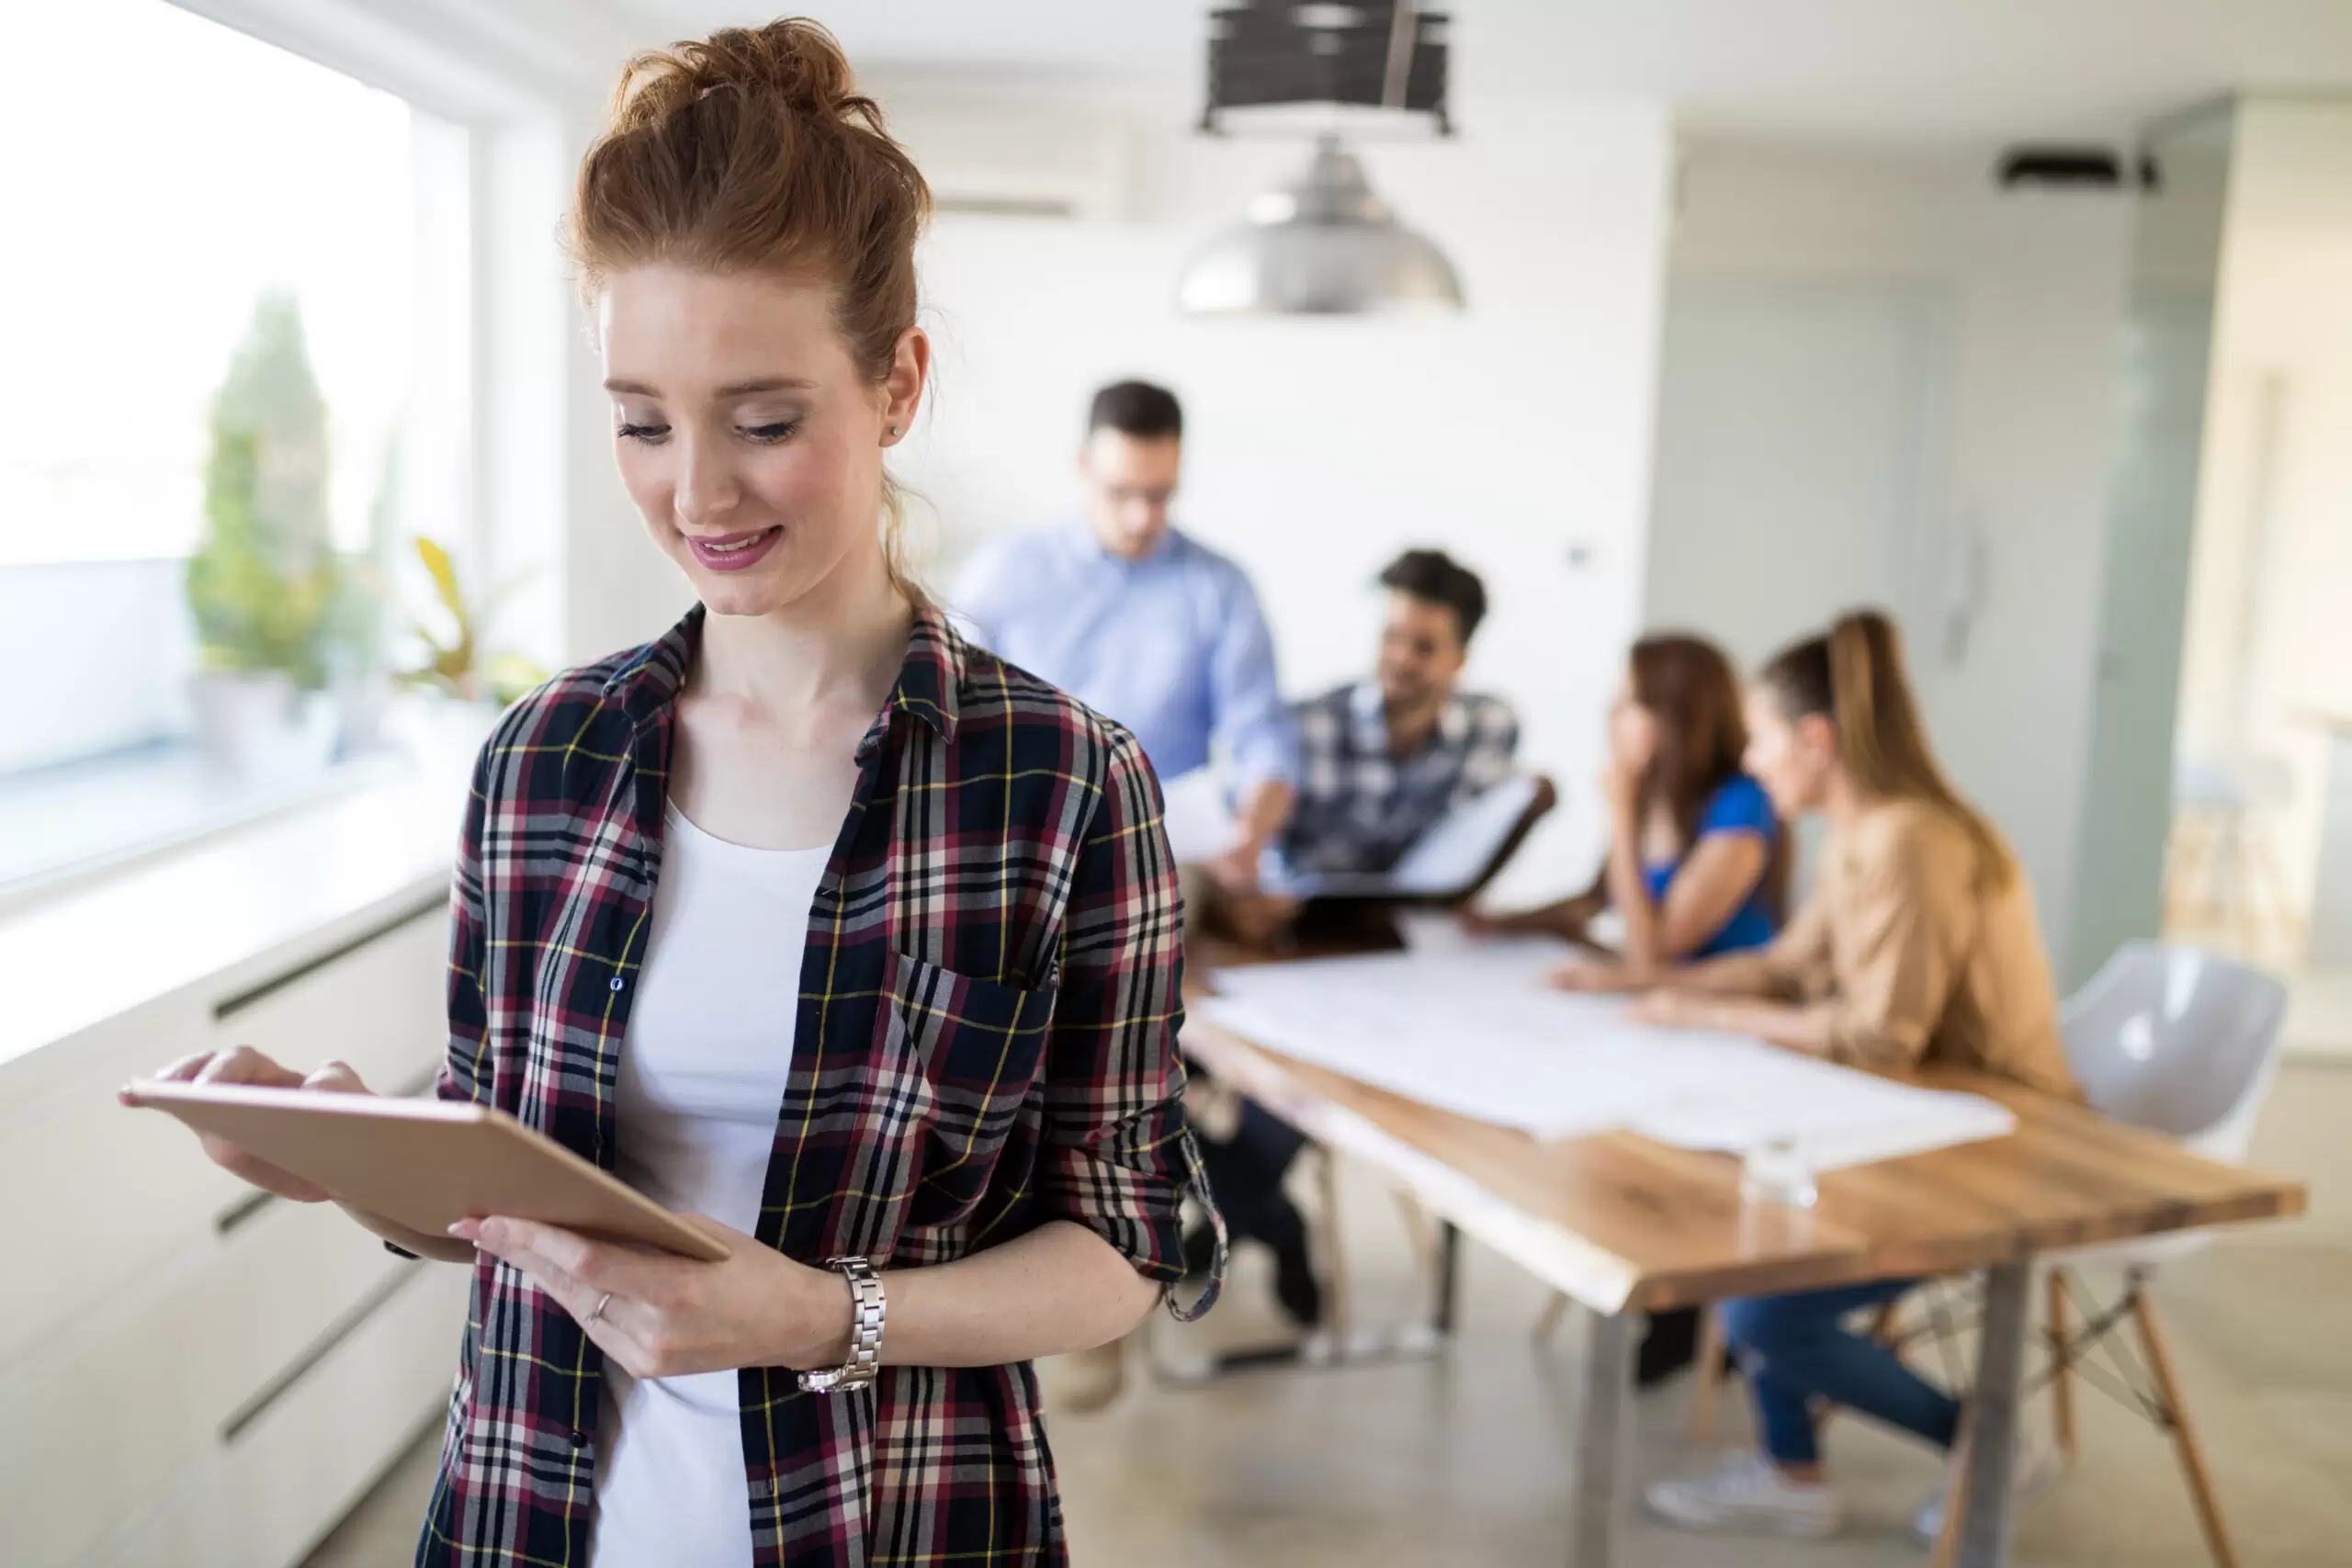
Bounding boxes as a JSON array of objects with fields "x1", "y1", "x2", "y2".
[{"x1": 1762, "y1": 799, "x2": 2079, "y2": 1100}]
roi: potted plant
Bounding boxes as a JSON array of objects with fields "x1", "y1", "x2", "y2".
[
  {"x1": 399, "y1": 535, "x2": 548, "y2": 745},
  {"x1": 184, "y1": 291, "x2": 342, "y2": 778}
]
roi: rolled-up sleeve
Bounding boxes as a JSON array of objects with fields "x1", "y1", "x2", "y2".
[
  {"x1": 1208, "y1": 567, "x2": 1296, "y2": 791},
  {"x1": 1037, "y1": 727, "x2": 1221, "y2": 1314}
]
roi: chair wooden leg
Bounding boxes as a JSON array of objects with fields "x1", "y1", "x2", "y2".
[
  {"x1": 2047, "y1": 1269, "x2": 2077, "y2": 1465},
  {"x1": 1532, "y1": 1291, "x2": 1571, "y2": 1344},
  {"x1": 1685, "y1": 1306, "x2": 1726, "y2": 1442},
  {"x1": 2132, "y1": 1290, "x2": 2242, "y2": 1568},
  {"x1": 1313, "y1": 1146, "x2": 1349, "y2": 1340}
]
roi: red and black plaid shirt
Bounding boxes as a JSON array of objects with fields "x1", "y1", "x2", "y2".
[{"x1": 413, "y1": 605, "x2": 1218, "y2": 1567}]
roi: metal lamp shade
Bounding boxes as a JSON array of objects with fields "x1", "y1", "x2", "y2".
[{"x1": 1177, "y1": 136, "x2": 1464, "y2": 316}]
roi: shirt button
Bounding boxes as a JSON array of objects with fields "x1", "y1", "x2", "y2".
[
  {"x1": 609, "y1": 976, "x2": 625, "y2": 992},
  {"x1": 568, "y1": 1428, "x2": 588, "y2": 1449}
]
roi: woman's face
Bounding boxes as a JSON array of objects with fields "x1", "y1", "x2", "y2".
[
  {"x1": 1607, "y1": 673, "x2": 1659, "y2": 773},
  {"x1": 1742, "y1": 686, "x2": 1836, "y2": 818},
  {"x1": 598, "y1": 266, "x2": 925, "y2": 619}
]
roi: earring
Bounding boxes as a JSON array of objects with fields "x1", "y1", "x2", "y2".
[{"x1": 887, "y1": 423, "x2": 899, "y2": 438}]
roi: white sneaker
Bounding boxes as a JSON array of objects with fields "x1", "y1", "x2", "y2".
[
  {"x1": 1645, "y1": 1453, "x2": 1846, "y2": 1539},
  {"x1": 1911, "y1": 1431, "x2": 2064, "y2": 1544}
]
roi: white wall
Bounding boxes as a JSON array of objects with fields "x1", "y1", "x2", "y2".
[
  {"x1": 894, "y1": 100, "x2": 1673, "y2": 897},
  {"x1": 2175, "y1": 98, "x2": 2352, "y2": 930},
  {"x1": 1650, "y1": 139, "x2": 2132, "y2": 967}
]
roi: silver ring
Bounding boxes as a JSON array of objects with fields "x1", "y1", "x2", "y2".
[{"x1": 588, "y1": 1292, "x2": 612, "y2": 1325}]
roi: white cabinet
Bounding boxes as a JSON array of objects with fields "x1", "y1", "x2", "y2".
[{"x1": 1, "y1": 894, "x2": 463, "y2": 1568}]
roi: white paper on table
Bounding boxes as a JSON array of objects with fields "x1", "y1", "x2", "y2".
[
  {"x1": 1196, "y1": 952, "x2": 2017, "y2": 1169},
  {"x1": 1158, "y1": 768, "x2": 1238, "y2": 864}
]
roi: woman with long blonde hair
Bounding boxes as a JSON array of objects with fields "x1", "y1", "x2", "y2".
[{"x1": 1607, "y1": 610, "x2": 2075, "y2": 1542}]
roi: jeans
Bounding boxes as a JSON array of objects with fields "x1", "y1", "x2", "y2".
[
  {"x1": 1193, "y1": 1099, "x2": 1309, "y2": 1257},
  {"x1": 1723, "y1": 1279, "x2": 1962, "y2": 1467}
]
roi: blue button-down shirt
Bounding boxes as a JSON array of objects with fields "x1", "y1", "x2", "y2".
[{"x1": 952, "y1": 522, "x2": 1295, "y2": 789}]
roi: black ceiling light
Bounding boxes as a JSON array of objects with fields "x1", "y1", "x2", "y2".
[
  {"x1": 1199, "y1": 0, "x2": 1452, "y2": 135},
  {"x1": 1178, "y1": 2, "x2": 1464, "y2": 316}
]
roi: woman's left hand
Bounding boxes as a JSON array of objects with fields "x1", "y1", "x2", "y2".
[{"x1": 451, "y1": 1213, "x2": 854, "y2": 1380}]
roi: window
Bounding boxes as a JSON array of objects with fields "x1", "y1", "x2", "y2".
[{"x1": 0, "y1": 0, "x2": 472, "y2": 891}]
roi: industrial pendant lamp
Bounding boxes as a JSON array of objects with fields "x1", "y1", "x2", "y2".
[
  {"x1": 1177, "y1": 1, "x2": 1463, "y2": 317},
  {"x1": 1175, "y1": 133, "x2": 1464, "y2": 315}
]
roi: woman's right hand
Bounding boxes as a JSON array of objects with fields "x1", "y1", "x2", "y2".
[
  {"x1": 1456, "y1": 907, "x2": 1509, "y2": 937},
  {"x1": 122, "y1": 1046, "x2": 377, "y2": 1202},
  {"x1": 1545, "y1": 959, "x2": 1642, "y2": 995},
  {"x1": 1460, "y1": 905, "x2": 1551, "y2": 938}
]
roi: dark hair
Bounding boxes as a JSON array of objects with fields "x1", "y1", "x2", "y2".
[
  {"x1": 1087, "y1": 379, "x2": 1183, "y2": 442},
  {"x1": 1628, "y1": 634, "x2": 1788, "y2": 918},
  {"x1": 1760, "y1": 609, "x2": 2015, "y2": 892},
  {"x1": 568, "y1": 18, "x2": 930, "y2": 592},
  {"x1": 1378, "y1": 548, "x2": 1487, "y2": 644}
]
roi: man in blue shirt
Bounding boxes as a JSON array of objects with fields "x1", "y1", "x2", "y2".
[{"x1": 955, "y1": 380, "x2": 1296, "y2": 897}]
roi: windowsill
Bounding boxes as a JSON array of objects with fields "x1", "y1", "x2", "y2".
[
  {"x1": 0, "y1": 705, "x2": 493, "y2": 1080},
  {"x1": 0, "y1": 699, "x2": 501, "y2": 919},
  {"x1": 0, "y1": 741, "x2": 413, "y2": 916}
]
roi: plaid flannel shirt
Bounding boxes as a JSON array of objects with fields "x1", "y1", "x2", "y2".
[
  {"x1": 413, "y1": 605, "x2": 1218, "y2": 1568},
  {"x1": 1277, "y1": 680, "x2": 1521, "y2": 876}
]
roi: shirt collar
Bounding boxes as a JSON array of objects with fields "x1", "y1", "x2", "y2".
[
  {"x1": 1435, "y1": 691, "x2": 1471, "y2": 748},
  {"x1": 1064, "y1": 513, "x2": 1184, "y2": 569},
  {"x1": 1348, "y1": 679, "x2": 1470, "y2": 759},
  {"x1": 602, "y1": 602, "x2": 966, "y2": 750}
]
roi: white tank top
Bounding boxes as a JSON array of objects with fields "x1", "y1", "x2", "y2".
[{"x1": 590, "y1": 804, "x2": 831, "y2": 1568}]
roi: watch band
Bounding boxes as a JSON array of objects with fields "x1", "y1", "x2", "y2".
[{"x1": 798, "y1": 1257, "x2": 886, "y2": 1394}]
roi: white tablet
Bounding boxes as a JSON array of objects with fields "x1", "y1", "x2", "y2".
[{"x1": 124, "y1": 1079, "x2": 730, "y2": 1262}]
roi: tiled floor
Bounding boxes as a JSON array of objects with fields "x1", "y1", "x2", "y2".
[{"x1": 306, "y1": 1064, "x2": 2352, "y2": 1568}]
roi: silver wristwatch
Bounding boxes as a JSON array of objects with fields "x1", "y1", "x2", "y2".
[{"x1": 798, "y1": 1257, "x2": 885, "y2": 1394}]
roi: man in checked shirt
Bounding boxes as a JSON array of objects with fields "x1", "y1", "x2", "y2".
[{"x1": 1196, "y1": 548, "x2": 1521, "y2": 1328}]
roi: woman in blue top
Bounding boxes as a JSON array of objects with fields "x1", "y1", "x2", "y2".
[
  {"x1": 1476, "y1": 633, "x2": 1781, "y2": 968},
  {"x1": 1471, "y1": 632, "x2": 1782, "y2": 1382}
]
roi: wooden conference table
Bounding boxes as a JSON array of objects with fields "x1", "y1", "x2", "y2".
[{"x1": 1179, "y1": 955, "x2": 2308, "y2": 1568}]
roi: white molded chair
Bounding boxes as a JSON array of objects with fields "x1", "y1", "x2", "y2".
[
  {"x1": 1676, "y1": 942, "x2": 2287, "y2": 1568},
  {"x1": 2038, "y1": 941, "x2": 2287, "y2": 1568}
]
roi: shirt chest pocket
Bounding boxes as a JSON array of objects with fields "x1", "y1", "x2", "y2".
[{"x1": 877, "y1": 947, "x2": 1057, "y2": 1227}]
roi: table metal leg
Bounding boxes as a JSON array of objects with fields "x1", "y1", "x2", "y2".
[
  {"x1": 1957, "y1": 1259, "x2": 2032, "y2": 1568},
  {"x1": 1434, "y1": 1221, "x2": 1461, "y2": 1337},
  {"x1": 1567, "y1": 1305, "x2": 1636, "y2": 1568}
]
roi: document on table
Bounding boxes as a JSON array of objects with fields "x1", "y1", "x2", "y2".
[{"x1": 1197, "y1": 950, "x2": 2016, "y2": 1169}]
